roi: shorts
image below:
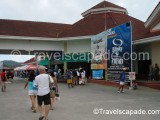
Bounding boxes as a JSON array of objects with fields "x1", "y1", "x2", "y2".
[
  {"x1": 28, "y1": 90, "x2": 38, "y2": 96},
  {"x1": 120, "y1": 81, "x2": 125, "y2": 85},
  {"x1": 37, "y1": 93, "x2": 51, "y2": 106},
  {"x1": 2, "y1": 78, "x2": 7, "y2": 82},
  {"x1": 67, "y1": 79, "x2": 72, "y2": 84}
]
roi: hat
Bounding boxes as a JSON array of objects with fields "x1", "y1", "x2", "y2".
[
  {"x1": 38, "y1": 66, "x2": 47, "y2": 70},
  {"x1": 47, "y1": 69, "x2": 53, "y2": 73}
]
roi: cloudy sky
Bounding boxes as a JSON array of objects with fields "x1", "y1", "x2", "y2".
[
  {"x1": 0, "y1": 0, "x2": 159, "y2": 62},
  {"x1": 0, "y1": 0, "x2": 159, "y2": 24}
]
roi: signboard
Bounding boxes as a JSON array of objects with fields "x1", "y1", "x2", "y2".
[
  {"x1": 92, "y1": 69, "x2": 104, "y2": 79},
  {"x1": 50, "y1": 51, "x2": 89, "y2": 63},
  {"x1": 129, "y1": 72, "x2": 136, "y2": 80},
  {"x1": 107, "y1": 22, "x2": 132, "y2": 72},
  {"x1": 91, "y1": 31, "x2": 107, "y2": 69}
]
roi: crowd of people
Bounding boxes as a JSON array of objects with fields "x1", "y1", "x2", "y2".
[
  {"x1": 24, "y1": 66, "x2": 59, "y2": 120},
  {"x1": 1, "y1": 63, "x2": 159, "y2": 119},
  {"x1": 66, "y1": 66, "x2": 87, "y2": 88}
]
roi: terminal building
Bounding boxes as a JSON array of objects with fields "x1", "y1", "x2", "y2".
[{"x1": 0, "y1": 1, "x2": 160, "y2": 80}]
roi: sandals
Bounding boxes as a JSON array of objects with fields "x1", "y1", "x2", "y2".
[
  {"x1": 30, "y1": 106, "x2": 34, "y2": 110},
  {"x1": 39, "y1": 116, "x2": 44, "y2": 120},
  {"x1": 32, "y1": 109, "x2": 36, "y2": 113},
  {"x1": 50, "y1": 107, "x2": 54, "y2": 110}
]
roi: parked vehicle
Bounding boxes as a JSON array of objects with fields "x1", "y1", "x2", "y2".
[{"x1": 7, "y1": 71, "x2": 14, "y2": 79}]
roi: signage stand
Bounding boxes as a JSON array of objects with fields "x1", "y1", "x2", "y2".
[{"x1": 129, "y1": 72, "x2": 136, "y2": 90}]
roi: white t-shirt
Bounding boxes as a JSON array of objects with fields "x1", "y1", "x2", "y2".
[
  {"x1": 81, "y1": 72, "x2": 85, "y2": 78},
  {"x1": 77, "y1": 71, "x2": 80, "y2": 76},
  {"x1": 35, "y1": 74, "x2": 54, "y2": 96}
]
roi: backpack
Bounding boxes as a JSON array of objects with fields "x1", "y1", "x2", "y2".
[{"x1": 72, "y1": 70, "x2": 77, "y2": 77}]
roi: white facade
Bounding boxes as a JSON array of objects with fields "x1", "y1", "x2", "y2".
[
  {"x1": 67, "y1": 39, "x2": 91, "y2": 53},
  {"x1": 0, "y1": 39, "x2": 64, "y2": 51}
]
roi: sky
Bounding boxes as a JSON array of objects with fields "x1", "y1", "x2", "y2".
[{"x1": 0, "y1": 0, "x2": 159, "y2": 62}]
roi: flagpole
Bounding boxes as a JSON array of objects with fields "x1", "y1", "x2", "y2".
[{"x1": 103, "y1": 0, "x2": 108, "y2": 81}]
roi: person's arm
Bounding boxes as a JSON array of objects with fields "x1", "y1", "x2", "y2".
[
  {"x1": 24, "y1": 79, "x2": 28, "y2": 89},
  {"x1": 49, "y1": 75, "x2": 54, "y2": 84},
  {"x1": 119, "y1": 73, "x2": 122, "y2": 81},
  {"x1": 34, "y1": 77, "x2": 38, "y2": 87}
]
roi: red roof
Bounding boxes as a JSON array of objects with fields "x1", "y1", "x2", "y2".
[
  {"x1": 0, "y1": 19, "x2": 71, "y2": 38},
  {"x1": 0, "y1": 1, "x2": 159, "y2": 40},
  {"x1": 24, "y1": 57, "x2": 36, "y2": 64},
  {"x1": 90, "y1": 1, "x2": 125, "y2": 10},
  {"x1": 60, "y1": 12, "x2": 150, "y2": 40}
]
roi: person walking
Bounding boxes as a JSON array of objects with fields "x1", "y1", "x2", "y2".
[
  {"x1": 77, "y1": 70, "x2": 80, "y2": 85},
  {"x1": 24, "y1": 70, "x2": 37, "y2": 113},
  {"x1": 79, "y1": 69, "x2": 85, "y2": 85},
  {"x1": 48, "y1": 71, "x2": 59, "y2": 110},
  {"x1": 149, "y1": 65, "x2": 154, "y2": 81},
  {"x1": 72, "y1": 69, "x2": 78, "y2": 86},
  {"x1": 34, "y1": 66, "x2": 54, "y2": 120},
  {"x1": 154, "y1": 64, "x2": 159, "y2": 81},
  {"x1": 117, "y1": 68, "x2": 126, "y2": 93},
  {"x1": 1, "y1": 69, "x2": 8, "y2": 92},
  {"x1": 66, "y1": 69, "x2": 73, "y2": 88}
]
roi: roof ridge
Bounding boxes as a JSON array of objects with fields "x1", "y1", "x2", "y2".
[
  {"x1": 90, "y1": 1, "x2": 126, "y2": 10},
  {"x1": 0, "y1": 19, "x2": 71, "y2": 25}
]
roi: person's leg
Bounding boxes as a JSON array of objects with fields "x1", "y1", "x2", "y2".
[
  {"x1": 44, "y1": 105, "x2": 50, "y2": 120},
  {"x1": 50, "y1": 97, "x2": 55, "y2": 110},
  {"x1": 71, "y1": 81, "x2": 74, "y2": 87},
  {"x1": 3, "y1": 82, "x2": 6, "y2": 92},
  {"x1": 29, "y1": 95, "x2": 34, "y2": 109},
  {"x1": 72, "y1": 77, "x2": 75, "y2": 86},
  {"x1": 44, "y1": 93, "x2": 51, "y2": 120},
  {"x1": 77, "y1": 77, "x2": 79, "y2": 85},
  {"x1": 1, "y1": 82, "x2": 3, "y2": 92},
  {"x1": 30, "y1": 95, "x2": 36, "y2": 112},
  {"x1": 1, "y1": 82, "x2": 5, "y2": 92},
  {"x1": 118, "y1": 85, "x2": 122, "y2": 92},
  {"x1": 37, "y1": 96, "x2": 43, "y2": 118},
  {"x1": 34, "y1": 95, "x2": 37, "y2": 111},
  {"x1": 75, "y1": 77, "x2": 77, "y2": 85},
  {"x1": 121, "y1": 85, "x2": 124, "y2": 92}
]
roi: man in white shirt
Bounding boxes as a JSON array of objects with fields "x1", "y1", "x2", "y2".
[{"x1": 34, "y1": 66, "x2": 54, "y2": 120}]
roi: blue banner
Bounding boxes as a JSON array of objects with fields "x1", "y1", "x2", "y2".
[
  {"x1": 92, "y1": 70, "x2": 104, "y2": 79},
  {"x1": 107, "y1": 22, "x2": 132, "y2": 72}
]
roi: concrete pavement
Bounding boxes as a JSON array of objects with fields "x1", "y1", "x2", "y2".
[{"x1": 0, "y1": 78, "x2": 160, "y2": 120}]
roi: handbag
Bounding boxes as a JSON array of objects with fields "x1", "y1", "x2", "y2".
[{"x1": 55, "y1": 92, "x2": 60, "y2": 100}]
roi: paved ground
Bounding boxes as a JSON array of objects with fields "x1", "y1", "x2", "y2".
[{"x1": 0, "y1": 78, "x2": 160, "y2": 120}]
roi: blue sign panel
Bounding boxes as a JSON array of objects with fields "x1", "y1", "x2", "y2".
[
  {"x1": 107, "y1": 22, "x2": 132, "y2": 72},
  {"x1": 92, "y1": 70, "x2": 104, "y2": 79}
]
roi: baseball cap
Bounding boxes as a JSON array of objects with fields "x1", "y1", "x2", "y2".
[{"x1": 38, "y1": 66, "x2": 47, "y2": 70}]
